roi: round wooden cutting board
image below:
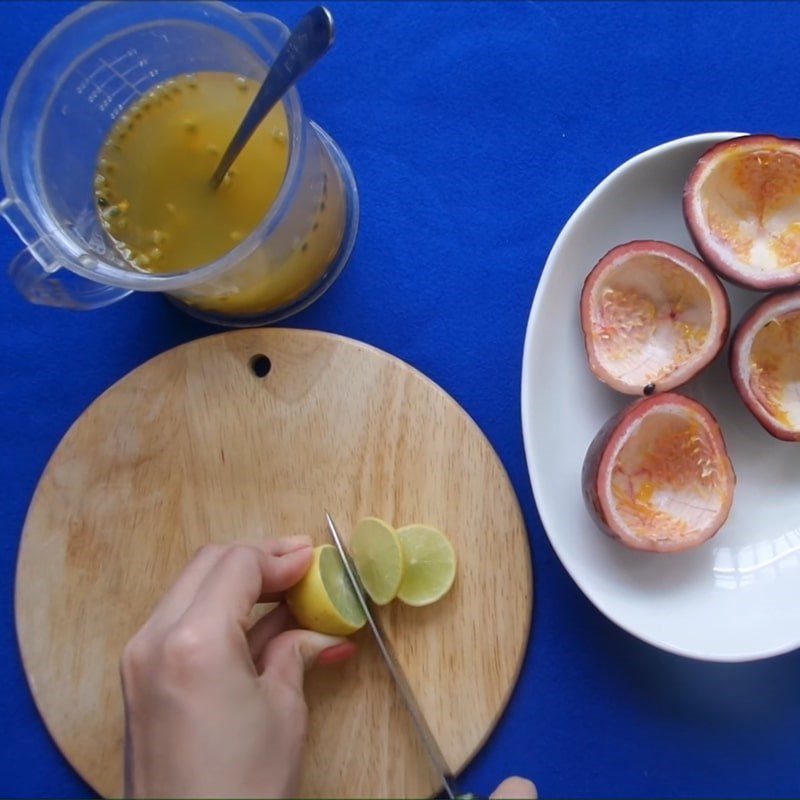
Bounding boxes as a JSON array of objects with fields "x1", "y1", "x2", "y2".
[{"x1": 16, "y1": 329, "x2": 532, "y2": 798}]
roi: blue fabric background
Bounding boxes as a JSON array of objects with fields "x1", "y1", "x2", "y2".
[{"x1": 2, "y1": 1, "x2": 799, "y2": 797}]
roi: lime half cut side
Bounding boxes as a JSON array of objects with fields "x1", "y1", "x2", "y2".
[
  {"x1": 286, "y1": 545, "x2": 366, "y2": 636},
  {"x1": 319, "y1": 544, "x2": 367, "y2": 628}
]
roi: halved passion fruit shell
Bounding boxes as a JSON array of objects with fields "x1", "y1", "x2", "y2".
[
  {"x1": 580, "y1": 241, "x2": 730, "y2": 395},
  {"x1": 730, "y1": 289, "x2": 800, "y2": 441},
  {"x1": 582, "y1": 394, "x2": 736, "y2": 553},
  {"x1": 684, "y1": 135, "x2": 800, "y2": 290}
]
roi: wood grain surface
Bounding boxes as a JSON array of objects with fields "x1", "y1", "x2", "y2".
[{"x1": 16, "y1": 329, "x2": 532, "y2": 798}]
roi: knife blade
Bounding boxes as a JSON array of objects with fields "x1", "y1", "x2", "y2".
[{"x1": 324, "y1": 512, "x2": 461, "y2": 800}]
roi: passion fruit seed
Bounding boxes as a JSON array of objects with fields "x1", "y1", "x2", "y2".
[
  {"x1": 97, "y1": 71, "x2": 293, "y2": 277},
  {"x1": 644, "y1": 383, "x2": 656, "y2": 396}
]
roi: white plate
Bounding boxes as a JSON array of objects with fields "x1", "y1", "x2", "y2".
[{"x1": 521, "y1": 132, "x2": 800, "y2": 662}]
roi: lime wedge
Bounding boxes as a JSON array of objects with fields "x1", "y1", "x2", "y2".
[
  {"x1": 287, "y1": 545, "x2": 366, "y2": 636},
  {"x1": 396, "y1": 524, "x2": 456, "y2": 607},
  {"x1": 351, "y1": 517, "x2": 404, "y2": 605}
]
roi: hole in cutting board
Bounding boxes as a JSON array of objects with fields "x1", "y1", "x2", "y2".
[{"x1": 249, "y1": 354, "x2": 272, "y2": 378}]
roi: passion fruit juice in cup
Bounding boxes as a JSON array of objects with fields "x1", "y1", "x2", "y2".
[{"x1": 1, "y1": 1, "x2": 358, "y2": 325}]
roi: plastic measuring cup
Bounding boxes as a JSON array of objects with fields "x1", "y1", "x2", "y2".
[{"x1": 0, "y1": 1, "x2": 359, "y2": 326}]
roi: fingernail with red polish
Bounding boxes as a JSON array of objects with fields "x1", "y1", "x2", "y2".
[{"x1": 316, "y1": 642, "x2": 357, "y2": 665}]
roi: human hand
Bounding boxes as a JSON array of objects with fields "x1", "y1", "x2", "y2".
[
  {"x1": 490, "y1": 776, "x2": 538, "y2": 798},
  {"x1": 120, "y1": 536, "x2": 356, "y2": 798}
]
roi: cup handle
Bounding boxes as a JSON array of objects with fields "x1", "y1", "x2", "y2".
[
  {"x1": 2, "y1": 196, "x2": 131, "y2": 310},
  {"x1": 8, "y1": 248, "x2": 131, "y2": 310}
]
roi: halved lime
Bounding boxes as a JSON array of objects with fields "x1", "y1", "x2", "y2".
[
  {"x1": 351, "y1": 517, "x2": 404, "y2": 605},
  {"x1": 286, "y1": 545, "x2": 366, "y2": 636},
  {"x1": 396, "y1": 524, "x2": 456, "y2": 607}
]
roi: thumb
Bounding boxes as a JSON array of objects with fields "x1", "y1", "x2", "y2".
[
  {"x1": 491, "y1": 777, "x2": 538, "y2": 799},
  {"x1": 258, "y1": 628, "x2": 353, "y2": 693}
]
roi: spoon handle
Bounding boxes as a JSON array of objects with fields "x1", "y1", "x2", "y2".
[{"x1": 210, "y1": 6, "x2": 335, "y2": 189}]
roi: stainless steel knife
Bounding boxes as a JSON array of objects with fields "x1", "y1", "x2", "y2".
[{"x1": 325, "y1": 511, "x2": 463, "y2": 800}]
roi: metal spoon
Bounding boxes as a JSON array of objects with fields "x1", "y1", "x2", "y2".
[{"x1": 210, "y1": 6, "x2": 335, "y2": 190}]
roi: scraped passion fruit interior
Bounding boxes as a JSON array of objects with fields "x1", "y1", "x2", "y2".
[
  {"x1": 684, "y1": 135, "x2": 800, "y2": 290},
  {"x1": 580, "y1": 241, "x2": 729, "y2": 395},
  {"x1": 582, "y1": 395, "x2": 736, "y2": 553}
]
